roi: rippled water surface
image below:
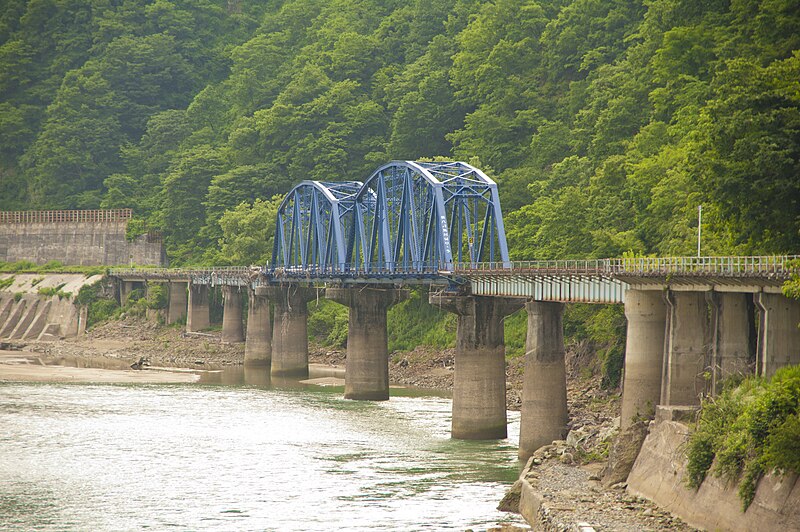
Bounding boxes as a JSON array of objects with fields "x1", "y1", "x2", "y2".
[{"x1": 0, "y1": 378, "x2": 524, "y2": 531}]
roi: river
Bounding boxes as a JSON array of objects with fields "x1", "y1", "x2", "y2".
[{"x1": 0, "y1": 372, "x2": 526, "y2": 531}]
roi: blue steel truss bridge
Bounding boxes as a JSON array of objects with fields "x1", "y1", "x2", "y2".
[{"x1": 110, "y1": 160, "x2": 799, "y2": 301}]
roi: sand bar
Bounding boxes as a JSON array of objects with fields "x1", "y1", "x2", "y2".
[{"x1": 0, "y1": 350, "x2": 200, "y2": 384}]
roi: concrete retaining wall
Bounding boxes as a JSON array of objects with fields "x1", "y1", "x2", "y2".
[
  {"x1": 627, "y1": 418, "x2": 800, "y2": 531},
  {"x1": 0, "y1": 220, "x2": 165, "y2": 266},
  {"x1": 0, "y1": 274, "x2": 102, "y2": 340}
]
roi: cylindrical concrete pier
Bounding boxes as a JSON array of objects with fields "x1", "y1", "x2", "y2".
[
  {"x1": 327, "y1": 287, "x2": 407, "y2": 401},
  {"x1": 221, "y1": 286, "x2": 244, "y2": 343},
  {"x1": 709, "y1": 292, "x2": 752, "y2": 392},
  {"x1": 430, "y1": 293, "x2": 522, "y2": 440},
  {"x1": 662, "y1": 291, "x2": 709, "y2": 406},
  {"x1": 187, "y1": 284, "x2": 210, "y2": 332},
  {"x1": 244, "y1": 289, "x2": 272, "y2": 366},
  {"x1": 264, "y1": 285, "x2": 317, "y2": 378},
  {"x1": 755, "y1": 292, "x2": 800, "y2": 377},
  {"x1": 167, "y1": 282, "x2": 188, "y2": 325},
  {"x1": 519, "y1": 301, "x2": 568, "y2": 461},
  {"x1": 619, "y1": 290, "x2": 667, "y2": 430}
]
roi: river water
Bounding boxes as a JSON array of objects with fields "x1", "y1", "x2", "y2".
[{"x1": 0, "y1": 372, "x2": 525, "y2": 531}]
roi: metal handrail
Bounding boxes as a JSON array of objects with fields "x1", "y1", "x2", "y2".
[
  {"x1": 454, "y1": 255, "x2": 800, "y2": 276},
  {"x1": 108, "y1": 255, "x2": 800, "y2": 282}
]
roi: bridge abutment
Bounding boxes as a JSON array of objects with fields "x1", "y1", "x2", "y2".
[
  {"x1": 755, "y1": 292, "x2": 800, "y2": 377},
  {"x1": 245, "y1": 288, "x2": 272, "y2": 366},
  {"x1": 620, "y1": 290, "x2": 667, "y2": 429},
  {"x1": 519, "y1": 301, "x2": 568, "y2": 461},
  {"x1": 662, "y1": 291, "x2": 710, "y2": 406},
  {"x1": 186, "y1": 284, "x2": 210, "y2": 332},
  {"x1": 166, "y1": 282, "x2": 188, "y2": 325},
  {"x1": 221, "y1": 286, "x2": 244, "y2": 343},
  {"x1": 430, "y1": 293, "x2": 522, "y2": 440},
  {"x1": 265, "y1": 285, "x2": 317, "y2": 378},
  {"x1": 327, "y1": 287, "x2": 408, "y2": 401}
]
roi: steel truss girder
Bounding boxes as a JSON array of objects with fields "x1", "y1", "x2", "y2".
[
  {"x1": 272, "y1": 180, "x2": 362, "y2": 272},
  {"x1": 270, "y1": 161, "x2": 510, "y2": 275},
  {"x1": 351, "y1": 161, "x2": 510, "y2": 273}
]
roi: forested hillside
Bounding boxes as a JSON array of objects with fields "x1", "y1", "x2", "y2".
[{"x1": 1, "y1": 0, "x2": 798, "y2": 266}]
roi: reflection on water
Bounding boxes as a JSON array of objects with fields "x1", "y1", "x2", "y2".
[{"x1": 0, "y1": 378, "x2": 524, "y2": 531}]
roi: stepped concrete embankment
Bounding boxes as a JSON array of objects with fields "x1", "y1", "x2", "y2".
[{"x1": 0, "y1": 273, "x2": 102, "y2": 341}]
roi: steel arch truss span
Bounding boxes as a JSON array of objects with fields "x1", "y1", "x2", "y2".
[
  {"x1": 272, "y1": 181, "x2": 362, "y2": 272},
  {"x1": 350, "y1": 161, "x2": 510, "y2": 273}
]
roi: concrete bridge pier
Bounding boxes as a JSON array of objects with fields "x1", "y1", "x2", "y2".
[
  {"x1": 264, "y1": 285, "x2": 318, "y2": 378},
  {"x1": 326, "y1": 287, "x2": 408, "y2": 401},
  {"x1": 245, "y1": 288, "x2": 272, "y2": 366},
  {"x1": 430, "y1": 293, "x2": 523, "y2": 440},
  {"x1": 709, "y1": 292, "x2": 753, "y2": 392},
  {"x1": 519, "y1": 301, "x2": 568, "y2": 461},
  {"x1": 186, "y1": 284, "x2": 210, "y2": 332},
  {"x1": 755, "y1": 292, "x2": 800, "y2": 377},
  {"x1": 662, "y1": 291, "x2": 710, "y2": 406},
  {"x1": 619, "y1": 290, "x2": 667, "y2": 429},
  {"x1": 166, "y1": 282, "x2": 188, "y2": 325},
  {"x1": 221, "y1": 286, "x2": 244, "y2": 343}
]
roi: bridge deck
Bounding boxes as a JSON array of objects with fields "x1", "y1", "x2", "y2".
[{"x1": 109, "y1": 255, "x2": 798, "y2": 303}]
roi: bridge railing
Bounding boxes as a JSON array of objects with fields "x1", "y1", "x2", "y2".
[
  {"x1": 453, "y1": 260, "x2": 608, "y2": 274},
  {"x1": 109, "y1": 266, "x2": 259, "y2": 282},
  {"x1": 455, "y1": 255, "x2": 800, "y2": 277},
  {"x1": 267, "y1": 261, "x2": 446, "y2": 277},
  {"x1": 608, "y1": 255, "x2": 800, "y2": 276}
]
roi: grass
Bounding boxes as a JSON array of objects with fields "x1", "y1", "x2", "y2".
[
  {"x1": 0, "y1": 260, "x2": 107, "y2": 276},
  {"x1": 685, "y1": 364, "x2": 800, "y2": 510},
  {"x1": 37, "y1": 284, "x2": 72, "y2": 299}
]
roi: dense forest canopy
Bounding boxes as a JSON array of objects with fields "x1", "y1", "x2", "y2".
[{"x1": 1, "y1": 0, "x2": 798, "y2": 266}]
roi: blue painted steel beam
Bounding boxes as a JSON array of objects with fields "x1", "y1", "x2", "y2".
[{"x1": 270, "y1": 161, "x2": 511, "y2": 277}]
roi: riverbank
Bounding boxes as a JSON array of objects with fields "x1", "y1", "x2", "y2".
[{"x1": 0, "y1": 316, "x2": 693, "y2": 531}]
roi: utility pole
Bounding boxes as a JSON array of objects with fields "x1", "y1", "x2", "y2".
[{"x1": 697, "y1": 204, "x2": 702, "y2": 257}]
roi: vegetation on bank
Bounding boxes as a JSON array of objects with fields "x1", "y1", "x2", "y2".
[
  {"x1": 685, "y1": 365, "x2": 800, "y2": 510},
  {"x1": 0, "y1": 260, "x2": 107, "y2": 276}
]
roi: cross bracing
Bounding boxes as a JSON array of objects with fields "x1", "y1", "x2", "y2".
[{"x1": 271, "y1": 161, "x2": 511, "y2": 277}]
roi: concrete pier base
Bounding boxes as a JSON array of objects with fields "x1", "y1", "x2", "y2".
[
  {"x1": 166, "y1": 282, "x2": 187, "y2": 325},
  {"x1": 709, "y1": 292, "x2": 752, "y2": 392},
  {"x1": 326, "y1": 287, "x2": 408, "y2": 401},
  {"x1": 221, "y1": 286, "x2": 244, "y2": 343},
  {"x1": 662, "y1": 291, "x2": 710, "y2": 406},
  {"x1": 620, "y1": 290, "x2": 667, "y2": 430},
  {"x1": 429, "y1": 293, "x2": 523, "y2": 440},
  {"x1": 262, "y1": 285, "x2": 317, "y2": 378},
  {"x1": 187, "y1": 284, "x2": 210, "y2": 332},
  {"x1": 755, "y1": 292, "x2": 800, "y2": 377},
  {"x1": 519, "y1": 301, "x2": 568, "y2": 461},
  {"x1": 244, "y1": 289, "x2": 272, "y2": 367}
]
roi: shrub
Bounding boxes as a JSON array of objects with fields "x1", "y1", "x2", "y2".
[
  {"x1": 87, "y1": 299, "x2": 120, "y2": 326},
  {"x1": 145, "y1": 284, "x2": 168, "y2": 310},
  {"x1": 0, "y1": 276, "x2": 15, "y2": 290},
  {"x1": 307, "y1": 299, "x2": 348, "y2": 348},
  {"x1": 685, "y1": 365, "x2": 800, "y2": 510},
  {"x1": 388, "y1": 289, "x2": 453, "y2": 351},
  {"x1": 38, "y1": 284, "x2": 71, "y2": 299}
]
